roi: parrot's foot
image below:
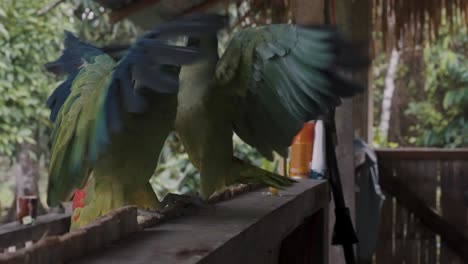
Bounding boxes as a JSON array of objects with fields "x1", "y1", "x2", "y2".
[
  {"x1": 137, "y1": 208, "x2": 164, "y2": 227},
  {"x1": 137, "y1": 209, "x2": 163, "y2": 219},
  {"x1": 161, "y1": 193, "x2": 214, "y2": 217},
  {"x1": 208, "y1": 184, "x2": 257, "y2": 203},
  {"x1": 162, "y1": 193, "x2": 207, "y2": 208},
  {"x1": 137, "y1": 194, "x2": 213, "y2": 228}
]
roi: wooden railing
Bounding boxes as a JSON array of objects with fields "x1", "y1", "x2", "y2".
[
  {"x1": 0, "y1": 180, "x2": 329, "y2": 264},
  {"x1": 375, "y1": 148, "x2": 468, "y2": 264}
]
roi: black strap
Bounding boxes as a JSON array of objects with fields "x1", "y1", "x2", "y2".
[{"x1": 324, "y1": 109, "x2": 359, "y2": 264}]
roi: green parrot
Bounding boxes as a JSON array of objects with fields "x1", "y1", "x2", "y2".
[
  {"x1": 45, "y1": 14, "x2": 227, "y2": 229},
  {"x1": 176, "y1": 25, "x2": 367, "y2": 199}
]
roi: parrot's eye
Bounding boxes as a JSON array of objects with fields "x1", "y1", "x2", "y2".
[{"x1": 187, "y1": 38, "x2": 200, "y2": 48}]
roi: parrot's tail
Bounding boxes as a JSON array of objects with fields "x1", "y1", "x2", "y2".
[
  {"x1": 229, "y1": 157, "x2": 296, "y2": 189},
  {"x1": 70, "y1": 174, "x2": 161, "y2": 230}
]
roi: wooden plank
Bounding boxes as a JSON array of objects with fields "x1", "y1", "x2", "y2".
[
  {"x1": 109, "y1": 0, "x2": 163, "y2": 23},
  {"x1": 293, "y1": 1, "x2": 353, "y2": 264},
  {"x1": 374, "y1": 159, "x2": 394, "y2": 264},
  {"x1": 415, "y1": 160, "x2": 436, "y2": 264},
  {"x1": 279, "y1": 208, "x2": 328, "y2": 264},
  {"x1": 333, "y1": 4, "x2": 358, "y2": 264},
  {"x1": 407, "y1": 214, "x2": 419, "y2": 264},
  {"x1": 440, "y1": 160, "x2": 468, "y2": 264},
  {"x1": 393, "y1": 160, "x2": 409, "y2": 263},
  {"x1": 72, "y1": 180, "x2": 329, "y2": 264},
  {"x1": 376, "y1": 148, "x2": 468, "y2": 161},
  {"x1": 379, "y1": 170, "x2": 468, "y2": 262},
  {"x1": 440, "y1": 160, "x2": 454, "y2": 264},
  {"x1": 351, "y1": 0, "x2": 373, "y2": 142},
  {"x1": 0, "y1": 206, "x2": 139, "y2": 264},
  {"x1": 0, "y1": 212, "x2": 71, "y2": 250}
]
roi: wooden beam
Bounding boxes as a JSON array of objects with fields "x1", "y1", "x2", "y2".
[
  {"x1": 332, "y1": 0, "x2": 358, "y2": 263},
  {"x1": 351, "y1": 0, "x2": 372, "y2": 142},
  {"x1": 179, "y1": 0, "x2": 223, "y2": 16},
  {"x1": 0, "y1": 207, "x2": 139, "y2": 263},
  {"x1": 379, "y1": 173, "x2": 468, "y2": 262},
  {"x1": 293, "y1": 0, "x2": 324, "y2": 24},
  {"x1": 72, "y1": 180, "x2": 329, "y2": 264},
  {"x1": 109, "y1": 0, "x2": 164, "y2": 23},
  {"x1": 279, "y1": 208, "x2": 329, "y2": 264},
  {"x1": 376, "y1": 148, "x2": 468, "y2": 160},
  {"x1": 0, "y1": 213, "x2": 71, "y2": 250}
]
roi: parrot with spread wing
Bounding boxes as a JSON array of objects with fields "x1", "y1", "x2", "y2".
[
  {"x1": 176, "y1": 24, "x2": 367, "y2": 200},
  {"x1": 45, "y1": 14, "x2": 227, "y2": 229}
]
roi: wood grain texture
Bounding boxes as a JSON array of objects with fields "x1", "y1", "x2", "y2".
[
  {"x1": 0, "y1": 212, "x2": 71, "y2": 250},
  {"x1": 72, "y1": 180, "x2": 329, "y2": 264},
  {"x1": 375, "y1": 151, "x2": 468, "y2": 263},
  {"x1": 0, "y1": 206, "x2": 138, "y2": 264},
  {"x1": 374, "y1": 160, "x2": 394, "y2": 264},
  {"x1": 331, "y1": 1, "x2": 358, "y2": 263},
  {"x1": 379, "y1": 163, "x2": 468, "y2": 262},
  {"x1": 376, "y1": 148, "x2": 468, "y2": 160}
]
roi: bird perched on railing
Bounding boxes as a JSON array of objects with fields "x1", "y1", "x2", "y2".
[
  {"x1": 45, "y1": 14, "x2": 228, "y2": 229},
  {"x1": 175, "y1": 24, "x2": 368, "y2": 200}
]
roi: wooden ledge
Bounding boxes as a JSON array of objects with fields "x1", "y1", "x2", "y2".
[
  {"x1": 376, "y1": 148, "x2": 468, "y2": 160},
  {"x1": 74, "y1": 180, "x2": 329, "y2": 264},
  {"x1": 0, "y1": 213, "x2": 71, "y2": 250}
]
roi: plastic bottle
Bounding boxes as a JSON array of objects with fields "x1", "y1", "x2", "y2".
[
  {"x1": 310, "y1": 120, "x2": 326, "y2": 179},
  {"x1": 289, "y1": 121, "x2": 315, "y2": 178}
]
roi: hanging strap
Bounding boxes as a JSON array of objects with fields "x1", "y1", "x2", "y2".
[{"x1": 325, "y1": 109, "x2": 359, "y2": 264}]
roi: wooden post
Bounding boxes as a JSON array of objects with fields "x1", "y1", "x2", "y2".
[
  {"x1": 348, "y1": 1, "x2": 373, "y2": 263},
  {"x1": 350, "y1": 0, "x2": 373, "y2": 143},
  {"x1": 293, "y1": 0, "x2": 325, "y2": 24},
  {"x1": 333, "y1": 0, "x2": 372, "y2": 263},
  {"x1": 293, "y1": 1, "x2": 357, "y2": 264}
]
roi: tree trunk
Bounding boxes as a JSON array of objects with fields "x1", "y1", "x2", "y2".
[
  {"x1": 378, "y1": 48, "x2": 400, "y2": 141},
  {"x1": 388, "y1": 50, "x2": 424, "y2": 146},
  {"x1": 4, "y1": 142, "x2": 46, "y2": 222}
]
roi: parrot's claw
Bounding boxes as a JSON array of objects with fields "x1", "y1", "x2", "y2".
[
  {"x1": 157, "y1": 193, "x2": 214, "y2": 220},
  {"x1": 208, "y1": 184, "x2": 254, "y2": 203},
  {"x1": 137, "y1": 209, "x2": 163, "y2": 219},
  {"x1": 161, "y1": 193, "x2": 208, "y2": 208},
  {"x1": 137, "y1": 209, "x2": 165, "y2": 228}
]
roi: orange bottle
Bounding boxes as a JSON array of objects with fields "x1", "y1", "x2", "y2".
[{"x1": 289, "y1": 121, "x2": 315, "y2": 178}]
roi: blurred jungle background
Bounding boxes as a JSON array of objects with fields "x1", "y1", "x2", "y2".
[{"x1": 0, "y1": 0, "x2": 466, "y2": 221}]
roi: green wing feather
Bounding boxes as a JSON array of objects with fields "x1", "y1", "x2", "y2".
[
  {"x1": 215, "y1": 24, "x2": 366, "y2": 160},
  {"x1": 48, "y1": 55, "x2": 115, "y2": 205},
  {"x1": 47, "y1": 15, "x2": 228, "y2": 207}
]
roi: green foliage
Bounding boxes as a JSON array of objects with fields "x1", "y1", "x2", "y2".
[
  {"x1": 151, "y1": 133, "x2": 279, "y2": 199},
  {"x1": 151, "y1": 134, "x2": 200, "y2": 198},
  {"x1": 405, "y1": 24, "x2": 468, "y2": 148},
  {"x1": 0, "y1": 0, "x2": 74, "y2": 158},
  {"x1": 70, "y1": 0, "x2": 141, "y2": 46},
  {"x1": 0, "y1": 0, "x2": 141, "y2": 160},
  {"x1": 373, "y1": 16, "x2": 468, "y2": 148},
  {"x1": 0, "y1": 1, "x2": 280, "y2": 203},
  {"x1": 372, "y1": 127, "x2": 399, "y2": 148}
]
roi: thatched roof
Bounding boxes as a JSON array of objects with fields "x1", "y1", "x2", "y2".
[
  {"x1": 94, "y1": 0, "x2": 221, "y2": 27},
  {"x1": 373, "y1": 0, "x2": 468, "y2": 49},
  {"x1": 92, "y1": 0, "x2": 467, "y2": 49},
  {"x1": 96, "y1": 0, "x2": 291, "y2": 29}
]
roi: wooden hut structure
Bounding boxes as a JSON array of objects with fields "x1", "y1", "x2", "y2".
[{"x1": 0, "y1": 1, "x2": 467, "y2": 263}]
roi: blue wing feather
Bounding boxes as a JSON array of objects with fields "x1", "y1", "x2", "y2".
[
  {"x1": 45, "y1": 31, "x2": 104, "y2": 122},
  {"x1": 46, "y1": 15, "x2": 227, "y2": 198}
]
